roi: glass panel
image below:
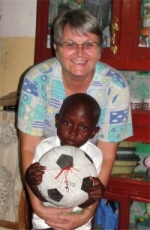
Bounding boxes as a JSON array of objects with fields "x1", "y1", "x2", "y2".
[
  {"x1": 139, "y1": 0, "x2": 150, "y2": 48},
  {"x1": 83, "y1": 0, "x2": 112, "y2": 48},
  {"x1": 47, "y1": 0, "x2": 112, "y2": 48},
  {"x1": 48, "y1": 0, "x2": 84, "y2": 29},
  {"x1": 47, "y1": 0, "x2": 84, "y2": 48},
  {"x1": 130, "y1": 201, "x2": 150, "y2": 229}
]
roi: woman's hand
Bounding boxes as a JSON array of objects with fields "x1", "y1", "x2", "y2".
[
  {"x1": 45, "y1": 202, "x2": 98, "y2": 230},
  {"x1": 33, "y1": 201, "x2": 73, "y2": 227},
  {"x1": 45, "y1": 208, "x2": 93, "y2": 230}
]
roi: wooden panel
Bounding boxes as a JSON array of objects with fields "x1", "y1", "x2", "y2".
[
  {"x1": 104, "y1": 176, "x2": 150, "y2": 229},
  {"x1": 34, "y1": 0, "x2": 52, "y2": 64},
  {"x1": 126, "y1": 110, "x2": 150, "y2": 143}
]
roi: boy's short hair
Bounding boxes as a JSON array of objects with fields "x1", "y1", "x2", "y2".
[{"x1": 59, "y1": 93, "x2": 101, "y2": 125}]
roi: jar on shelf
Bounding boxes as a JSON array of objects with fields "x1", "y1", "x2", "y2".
[
  {"x1": 143, "y1": 3, "x2": 150, "y2": 28},
  {"x1": 139, "y1": 28, "x2": 149, "y2": 47},
  {"x1": 143, "y1": 94, "x2": 150, "y2": 110},
  {"x1": 130, "y1": 97, "x2": 142, "y2": 110}
]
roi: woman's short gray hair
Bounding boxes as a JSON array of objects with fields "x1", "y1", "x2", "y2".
[{"x1": 53, "y1": 9, "x2": 103, "y2": 47}]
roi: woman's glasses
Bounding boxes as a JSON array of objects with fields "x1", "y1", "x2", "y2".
[{"x1": 59, "y1": 41, "x2": 100, "y2": 51}]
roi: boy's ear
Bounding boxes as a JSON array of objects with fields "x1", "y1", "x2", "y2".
[
  {"x1": 90, "y1": 126, "x2": 100, "y2": 139},
  {"x1": 55, "y1": 114, "x2": 60, "y2": 128}
]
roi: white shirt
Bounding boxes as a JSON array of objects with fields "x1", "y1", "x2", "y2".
[{"x1": 32, "y1": 136, "x2": 103, "y2": 230}]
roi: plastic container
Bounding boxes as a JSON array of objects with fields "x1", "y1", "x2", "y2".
[
  {"x1": 94, "y1": 199, "x2": 119, "y2": 230},
  {"x1": 137, "y1": 219, "x2": 150, "y2": 230},
  {"x1": 143, "y1": 95, "x2": 150, "y2": 110},
  {"x1": 111, "y1": 161, "x2": 138, "y2": 174},
  {"x1": 116, "y1": 153, "x2": 140, "y2": 161},
  {"x1": 130, "y1": 97, "x2": 142, "y2": 110},
  {"x1": 117, "y1": 147, "x2": 136, "y2": 155},
  {"x1": 111, "y1": 159, "x2": 140, "y2": 174},
  {"x1": 94, "y1": 204, "x2": 102, "y2": 226},
  {"x1": 112, "y1": 152, "x2": 140, "y2": 174},
  {"x1": 101, "y1": 205, "x2": 118, "y2": 230}
]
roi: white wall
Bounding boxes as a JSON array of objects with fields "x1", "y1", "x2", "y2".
[
  {"x1": 0, "y1": 0, "x2": 37, "y2": 95},
  {"x1": 1, "y1": 0, "x2": 37, "y2": 37}
]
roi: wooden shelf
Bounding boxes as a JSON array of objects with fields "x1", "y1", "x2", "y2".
[
  {"x1": 126, "y1": 110, "x2": 150, "y2": 143},
  {"x1": 104, "y1": 175, "x2": 150, "y2": 229}
]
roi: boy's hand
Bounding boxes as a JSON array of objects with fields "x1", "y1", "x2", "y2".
[
  {"x1": 25, "y1": 162, "x2": 47, "y2": 202},
  {"x1": 88, "y1": 176, "x2": 105, "y2": 201},
  {"x1": 78, "y1": 176, "x2": 105, "y2": 208},
  {"x1": 25, "y1": 162, "x2": 46, "y2": 185}
]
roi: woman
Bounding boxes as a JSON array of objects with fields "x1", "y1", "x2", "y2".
[{"x1": 18, "y1": 9, "x2": 133, "y2": 230}]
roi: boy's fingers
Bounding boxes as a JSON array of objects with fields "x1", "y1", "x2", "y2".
[{"x1": 89, "y1": 176, "x2": 100, "y2": 185}]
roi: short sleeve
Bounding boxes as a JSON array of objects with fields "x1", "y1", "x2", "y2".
[
  {"x1": 88, "y1": 63, "x2": 133, "y2": 143},
  {"x1": 18, "y1": 74, "x2": 46, "y2": 136},
  {"x1": 98, "y1": 85, "x2": 133, "y2": 142},
  {"x1": 18, "y1": 58, "x2": 66, "y2": 138}
]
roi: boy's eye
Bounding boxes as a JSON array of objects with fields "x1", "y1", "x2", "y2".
[
  {"x1": 63, "y1": 120, "x2": 71, "y2": 126},
  {"x1": 80, "y1": 126, "x2": 88, "y2": 131}
]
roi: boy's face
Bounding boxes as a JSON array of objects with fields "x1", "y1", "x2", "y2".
[{"x1": 55, "y1": 105, "x2": 99, "y2": 148}]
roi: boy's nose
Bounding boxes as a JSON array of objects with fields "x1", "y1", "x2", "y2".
[{"x1": 69, "y1": 126, "x2": 78, "y2": 136}]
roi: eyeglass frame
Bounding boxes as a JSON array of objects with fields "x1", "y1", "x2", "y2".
[{"x1": 58, "y1": 41, "x2": 101, "y2": 51}]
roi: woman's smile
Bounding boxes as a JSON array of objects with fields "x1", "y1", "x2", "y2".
[{"x1": 71, "y1": 59, "x2": 87, "y2": 65}]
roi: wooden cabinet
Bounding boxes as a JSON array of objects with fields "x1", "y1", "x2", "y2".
[
  {"x1": 34, "y1": 0, "x2": 150, "y2": 70},
  {"x1": 126, "y1": 110, "x2": 150, "y2": 143},
  {"x1": 35, "y1": 0, "x2": 51, "y2": 64},
  {"x1": 101, "y1": 0, "x2": 150, "y2": 71},
  {"x1": 103, "y1": 176, "x2": 150, "y2": 229}
]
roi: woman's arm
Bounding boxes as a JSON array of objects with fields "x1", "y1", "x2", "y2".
[
  {"x1": 19, "y1": 131, "x2": 46, "y2": 210},
  {"x1": 19, "y1": 131, "x2": 72, "y2": 222},
  {"x1": 97, "y1": 140, "x2": 120, "y2": 186},
  {"x1": 19, "y1": 131, "x2": 42, "y2": 176}
]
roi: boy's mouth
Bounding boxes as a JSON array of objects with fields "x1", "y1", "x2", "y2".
[{"x1": 64, "y1": 139, "x2": 77, "y2": 147}]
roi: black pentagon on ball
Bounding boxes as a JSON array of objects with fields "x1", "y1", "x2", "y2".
[
  {"x1": 81, "y1": 177, "x2": 93, "y2": 193},
  {"x1": 56, "y1": 154, "x2": 73, "y2": 168},
  {"x1": 47, "y1": 188, "x2": 63, "y2": 202}
]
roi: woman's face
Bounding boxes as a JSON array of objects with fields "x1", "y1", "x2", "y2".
[{"x1": 54, "y1": 24, "x2": 101, "y2": 80}]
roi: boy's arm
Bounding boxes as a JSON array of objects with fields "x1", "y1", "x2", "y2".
[{"x1": 25, "y1": 162, "x2": 47, "y2": 202}]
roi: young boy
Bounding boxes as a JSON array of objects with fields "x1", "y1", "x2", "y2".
[{"x1": 25, "y1": 93, "x2": 104, "y2": 230}]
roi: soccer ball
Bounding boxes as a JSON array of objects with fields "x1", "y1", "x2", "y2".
[{"x1": 38, "y1": 145, "x2": 97, "y2": 208}]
